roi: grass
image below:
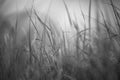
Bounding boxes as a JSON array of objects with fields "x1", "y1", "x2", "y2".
[{"x1": 0, "y1": 0, "x2": 120, "y2": 80}]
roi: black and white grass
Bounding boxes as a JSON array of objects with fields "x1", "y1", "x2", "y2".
[{"x1": 0, "y1": 0, "x2": 120, "y2": 80}]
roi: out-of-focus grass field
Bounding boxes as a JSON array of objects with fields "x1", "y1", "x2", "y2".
[{"x1": 0, "y1": 0, "x2": 120, "y2": 80}]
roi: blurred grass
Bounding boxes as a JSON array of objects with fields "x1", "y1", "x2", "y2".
[{"x1": 0, "y1": 0, "x2": 120, "y2": 80}]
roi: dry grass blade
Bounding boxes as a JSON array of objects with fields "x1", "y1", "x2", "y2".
[
  {"x1": 103, "y1": 1, "x2": 120, "y2": 20},
  {"x1": 14, "y1": 2, "x2": 19, "y2": 44},
  {"x1": 33, "y1": 9, "x2": 51, "y2": 31},
  {"x1": 79, "y1": 3, "x2": 87, "y2": 49},
  {"x1": 67, "y1": 28, "x2": 89, "y2": 42},
  {"x1": 63, "y1": 74, "x2": 76, "y2": 80},
  {"x1": 62, "y1": 31, "x2": 67, "y2": 54},
  {"x1": 100, "y1": 9, "x2": 112, "y2": 39},
  {"x1": 88, "y1": 0, "x2": 92, "y2": 40},
  {"x1": 63, "y1": 0, "x2": 72, "y2": 26},
  {"x1": 72, "y1": 21, "x2": 80, "y2": 58},
  {"x1": 46, "y1": 22, "x2": 62, "y2": 56},
  {"x1": 25, "y1": 9, "x2": 40, "y2": 63},
  {"x1": 110, "y1": 0, "x2": 120, "y2": 31},
  {"x1": 25, "y1": 9, "x2": 41, "y2": 40},
  {"x1": 28, "y1": 20, "x2": 33, "y2": 64}
]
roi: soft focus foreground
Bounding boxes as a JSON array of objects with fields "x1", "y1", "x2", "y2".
[{"x1": 0, "y1": 0, "x2": 120, "y2": 80}]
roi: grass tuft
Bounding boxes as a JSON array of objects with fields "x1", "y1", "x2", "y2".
[{"x1": 0, "y1": 0, "x2": 120, "y2": 80}]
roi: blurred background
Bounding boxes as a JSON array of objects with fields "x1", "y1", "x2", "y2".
[{"x1": 0, "y1": 0, "x2": 120, "y2": 80}]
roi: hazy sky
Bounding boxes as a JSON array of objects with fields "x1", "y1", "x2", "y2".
[
  {"x1": 1, "y1": 0, "x2": 120, "y2": 31},
  {"x1": 0, "y1": 0, "x2": 91, "y2": 30}
]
